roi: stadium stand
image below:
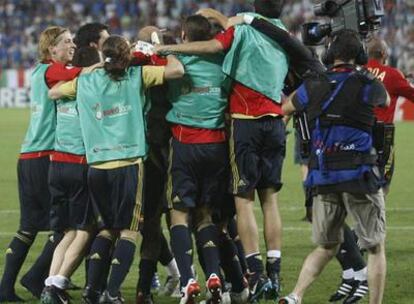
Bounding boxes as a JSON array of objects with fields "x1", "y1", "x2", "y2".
[{"x1": 0, "y1": 0, "x2": 413, "y2": 75}]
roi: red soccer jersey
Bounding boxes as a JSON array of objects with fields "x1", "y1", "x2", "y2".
[
  {"x1": 215, "y1": 27, "x2": 283, "y2": 117},
  {"x1": 45, "y1": 61, "x2": 82, "y2": 88},
  {"x1": 131, "y1": 52, "x2": 168, "y2": 66},
  {"x1": 366, "y1": 59, "x2": 414, "y2": 123},
  {"x1": 171, "y1": 124, "x2": 226, "y2": 144}
]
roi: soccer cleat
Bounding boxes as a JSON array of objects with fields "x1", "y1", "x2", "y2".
[
  {"x1": 150, "y1": 273, "x2": 161, "y2": 293},
  {"x1": 230, "y1": 287, "x2": 249, "y2": 304},
  {"x1": 265, "y1": 271, "x2": 281, "y2": 301},
  {"x1": 20, "y1": 273, "x2": 44, "y2": 299},
  {"x1": 135, "y1": 291, "x2": 154, "y2": 304},
  {"x1": 180, "y1": 279, "x2": 201, "y2": 304},
  {"x1": 343, "y1": 280, "x2": 368, "y2": 304},
  {"x1": 278, "y1": 293, "x2": 299, "y2": 304},
  {"x1": 205, "y1": 274, "x2": 222, "y2": 304},
  {"x1": 0, "y1": 291, "x2": 25, "y2": 303},
  {"x1": 329, "y1": 279, "x2": 358, "y2": 302},
  {"x1": 221, "y1": 291, "x2": 231, "y2": 304},
  {"x1": 98, "y1": 290, "x2": 124, "y2": 304},
  {"x1": 159, "y1": 275, "x2": 180, "y2": 297},
  {"x1": 248, "y1": 274, "x2": 272, "y2": 303},
  {"x1": 82, "y1": 286, "x2": 101, "y2": 304},
  {"x1": 40, "y1": 286, "x2": 71, "y2": 304}
]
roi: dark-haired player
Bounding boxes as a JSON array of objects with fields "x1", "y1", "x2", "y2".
[
  {"x1": 155, "y1": 1, "x2": 288, "y2": 301},
  {"x1": 164, "y1": 15, "x2": 229, "y2": 304}
]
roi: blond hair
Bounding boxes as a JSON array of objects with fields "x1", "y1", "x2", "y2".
[{"x1": 38, "y1": 26, "x2": 69, "y2": 62}]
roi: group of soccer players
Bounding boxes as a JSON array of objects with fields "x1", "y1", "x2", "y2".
[{"x1": 1, "y1": 0, "x2": 414, "y2": 303}]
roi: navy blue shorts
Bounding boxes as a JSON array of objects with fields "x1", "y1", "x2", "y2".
[
  {"x1": 48, "y1": 161, "x2": 93, "y2": 231},
  {"x1": 229, "y1": 117, "x2": 286, "y2": 195},
  {"x1": 17, "y1": 156, "x2": 52, "y2": 232},
  {"x1": 166, "y1": 139, "x2": 230, "y2": 211},
  {"x1": 88, "y1": 162, "x2": 144, "y2": 231}
]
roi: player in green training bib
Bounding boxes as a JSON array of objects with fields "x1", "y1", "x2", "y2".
[{"x1": 49, "y1": 35, "x2": 184, "y2": 303}]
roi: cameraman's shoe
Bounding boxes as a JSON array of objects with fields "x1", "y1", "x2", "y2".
[
  {"x1": 343, "y1": 280, "x2": 368, "y2": 304},
  {"x1": 329, "y1": 279, "x2": 357, "y2": 302}
]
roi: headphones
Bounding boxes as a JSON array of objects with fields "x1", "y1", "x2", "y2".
[{"x1": 322, "y1": 29, "x2": 368, "y2": 66}]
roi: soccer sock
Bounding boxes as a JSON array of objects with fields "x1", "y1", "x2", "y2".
[
  {"x1": 218, "y1": 232, "x2": 245, "y2": 293},
  {"x1": 158, "y1": 232, "x2": 174, "y2": 266},
  {"x1": 166, "y1": 258, "x2": 180, "y2": 278},
  {"x1": 342, "y1": 225, "x2": 366, "y2": 272},
  {"x1": 304, "y1": 183, "x2": 313, "y2": 208},
  {"x1": 52, "y1": 275, "x2": 69, "y2": 290},
  {"x1": 0, "y1": 231, "x2": 35, "y2": 293},
  {"x1": 228, "y1": 218, "x2": 248, "y2": 275},
  {"x1": 246, "y1": 253, "x2": 264, "y2": 282},
  {"x1": 170, "y1": 225, "x2": 193, "y2": 286},
  {"x1": 342, "y1": 268, "x2": 354, "y2": 280},
  {"x1": 86, "y1": 235, "x2": 114, "y2": 292},
  {"x1": 196, "y1": 224, "x2": 220, "y2": 278},
  {"x1": 107, "y1": 238, "x2": 136, "y2": 297},
  {"x1": 196, "y1": 238, "x2": 207, "y2": 276},
  {"x1": 266, "y1": 250, "x2": 281, "y2": 275},
  {"x1": 137, "y1": 258, "x2": 157, "y2": 295},
  {"x1": 24, "y1": 232, "x2": 64, "y2": 282},
  {"x1": 354, "y1": 267, "x2": 367, "y2": 282}
]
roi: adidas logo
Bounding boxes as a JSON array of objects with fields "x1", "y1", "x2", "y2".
[
  {"x1": 173, "y1": 195, "x2": 181, "y2": 203},
  {"x1": 185, "y1": 249, "x2": 193, "y2": 256},
  {"x1": 111, "y1": 258, "x2": 120, "y2": 265},
  {"x1": 5, "y1": 248, "x2": 13, "y2": 255},
  {"x1": 203, "y1": 241, "x2": 216, "y2": 248},
  {"x1": 89, "y1": 253, "x2": 101, "y2": 260}
]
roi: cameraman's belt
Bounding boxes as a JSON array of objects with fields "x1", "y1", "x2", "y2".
[{"x1": 309, "y1": 152, "x2": 378, "y2": 170}]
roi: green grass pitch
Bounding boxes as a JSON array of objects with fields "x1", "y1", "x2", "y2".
[{"x1": 0, "y1": 108, "x2": 413, "y2": 303}]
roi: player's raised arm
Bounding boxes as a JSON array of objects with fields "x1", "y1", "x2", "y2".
[{"x1": 154, "y1": 39, "x2": 224, "y2": 56}]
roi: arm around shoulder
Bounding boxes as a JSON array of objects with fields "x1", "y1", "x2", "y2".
[{"x1": 48, "y1": 79, "x2": 78, "y2": 100}]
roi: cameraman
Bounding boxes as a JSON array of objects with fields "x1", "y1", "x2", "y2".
[
  {"x1": 328, "y1": 36, "x2": 414, "y2": 304},
  {"x1": 278, "y1": 30, "x2": 389, "y2": 304}
]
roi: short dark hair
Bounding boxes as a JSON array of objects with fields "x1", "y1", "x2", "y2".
[
  {"x1": 254, "y1": 0, "x2": 284, "y2": 18},
  {"x1": 72, "y1": 47, "x2": 101, "y2": 67},
  {"x1": 182, "y1": 15, "x2": 212, "y2": 42},
  {"x1": 74, "y1": 23, "x2": 109, "y2": 48},
  {"x1": 329, "y1": 30, "x2": 364, "y2": 62}
]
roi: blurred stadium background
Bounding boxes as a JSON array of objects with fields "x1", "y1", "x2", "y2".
[
  {"x1": 0, "y1": 1, "x2": 414, "y2": 303},
  {"x1": 1, "y1": 0, "x2": 414, "y2": 116}
]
